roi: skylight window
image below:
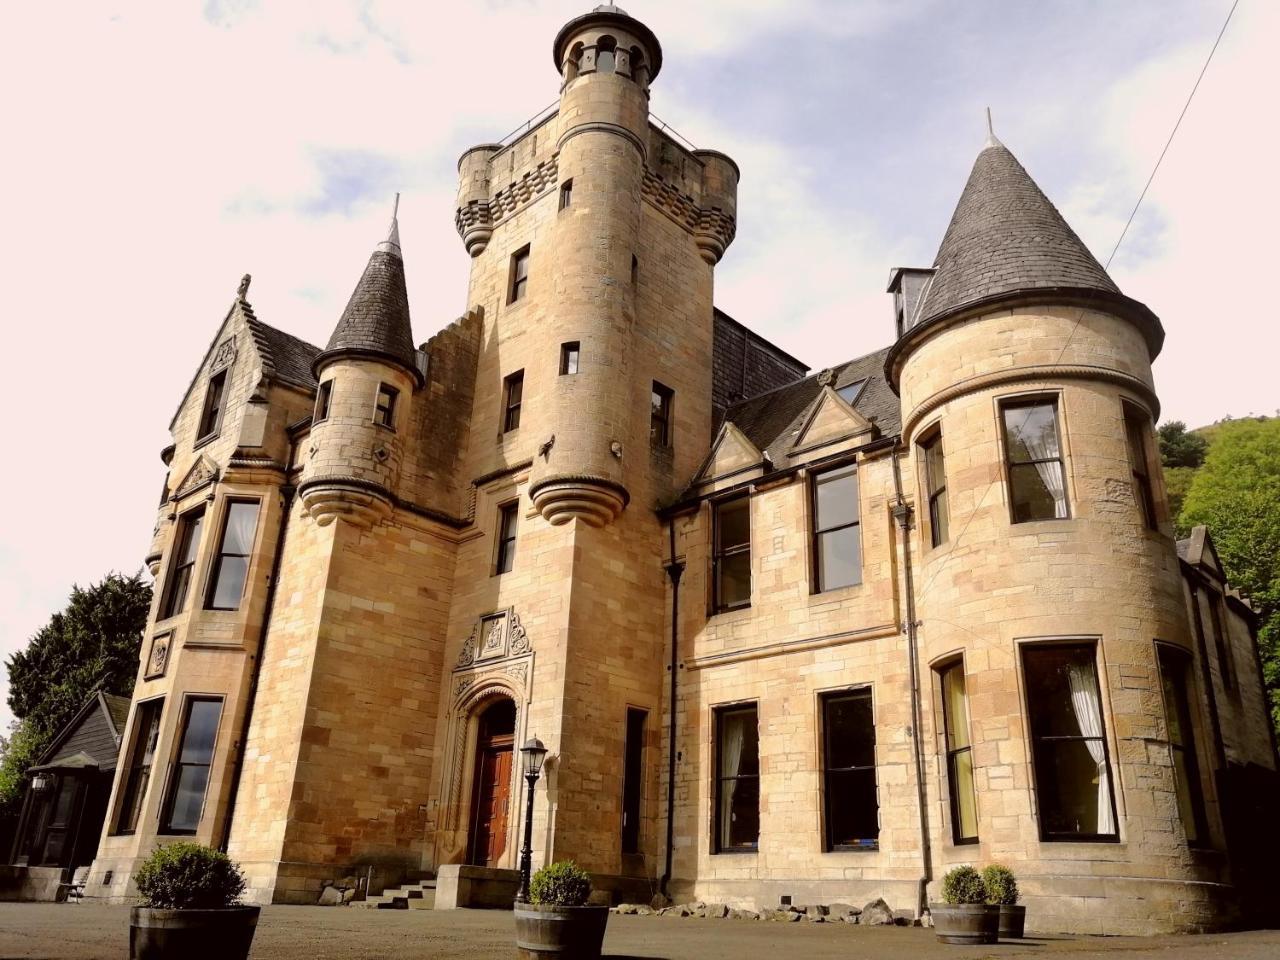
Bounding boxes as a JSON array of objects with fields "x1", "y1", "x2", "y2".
[{"x1": 837, "y1": 379, "x2": 867, "y2": 405}]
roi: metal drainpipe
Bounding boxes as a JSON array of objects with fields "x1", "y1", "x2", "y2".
[
  {"x1": 890, "y1": 442, "x2": 932, "y2": 917},
  {"x1": 219, "y1": 440, "x2": 297, "y2": 852},
  {"x1": 660, "y1": 518, "x2": 685, "y2": 898}
]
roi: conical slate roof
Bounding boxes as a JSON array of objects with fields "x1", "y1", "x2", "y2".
[
  {"x1": 315, "y1": 206, "x2": 421, "y2": 384},
  {"x1": 916, "y1": 137, "x2": 1120, "y2": 325}
]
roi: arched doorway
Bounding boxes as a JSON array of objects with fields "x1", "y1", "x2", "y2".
[{"x1": 467, "y1": 697, "x2": 516, "y2": 867}]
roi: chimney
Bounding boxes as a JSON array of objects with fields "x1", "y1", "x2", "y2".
[{"x1": 887, "y1": 267, "x2": 936, "y2": 339}]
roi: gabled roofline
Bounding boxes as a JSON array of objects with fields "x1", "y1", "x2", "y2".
[{"x1": 34, "y1": 690, "x2": 114, "y2": 768}]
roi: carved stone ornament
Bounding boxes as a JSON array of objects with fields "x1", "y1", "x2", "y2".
[
  {"x1": 478, "y1": 612, "x2": 508, "y2": 661},
  {"x1": 173, "y1": 455, "x2": 219, "y2": 501},
  {"x1": 454, "y1": 675, "x2": 476, "y2": 699},
  {"x1": 509, "y1": 613, "x2": 530, "y2": 656},
  {"x1": 212, "y1": 336, "x2": 237, "y2": 371},
  {"x1": 456, "y1": 625, "x2": 478, "y2": 668},
  {"x1": 145, "y1": 633, "x2": 171, "y2": 680},
  {"x1": 816, "y1": 368, "x2": 835, "y2": 387},
  {"x1": 455, "y1": 607, "x2": 531, "y2": 669}
]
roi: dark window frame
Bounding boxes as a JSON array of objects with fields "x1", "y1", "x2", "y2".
[
  {"x1": 158, "y1": 696, "x2": 224, "y2": 835},
  {"x1": 713, "y1": 702, "x2": 759, "y2": 854},
  {"x1": 314, "y1": 379, "x2": 333, "y2": 424},
  {"x1": 374, "y1": 383, "x2": 398, "y2": 429},
  {"x1": 161, "y1": 506, "x2": 206, "y2": 620},
  {"x1": 196, "y1": 369, "x2": 228, "y2": 442},
  {"x1": 919, "y1": 426, "x2": 949, "y2": 549},
  {"x1": 559, "y1": 179, "x2": 573, "y2": 210},
  {"x1": 1001, "y1": 396, "x2": 1071, "y2": 523},
  {"x1": 938, "y1": 659, "x2": 979, "y2": 845},
  {"x1": 1206, "y1": 593, "x2": 1236, "y2": 693},
  {"x1": 494, "y1": 500, "x2": 519, "y2": 576},
  {"x1": 204, "y1": 499, "x2": 261, "y2": 611},
  {"x1": 712, "y1": 496, "x2": 751, "y2": 613},
  {"x1": 820, "y1": 687, "x2": 879, "y2": 852},
  {"x1": 1123, "y1": 402, "x2": 1158, "y2": 530},
  {"x1": 1155, "y1": 643, "x2": 1211, "y2": 847},
  {"x1": 508, "y1": 245, "x2": 531, "y2": 304},
  {"x1": 503, "y1": 370, "x2": 524, "y2": 433},
  {"x1": 113, "y1": 697, "x2": 165, "y2": 835},
  {"x1": 650, "y1": 381, "x2": 673, "y2": 448},
  {"x1": 621, "y1": 707, "x2": 647, "y2": 855},
  {"x1": 560, "y1": 342, "x2": 580, "y2": 376},
  {"x1": 810, "y1": 463, "x2": 862, "y2": 593},
  {"x1": 1021, "y1": 640, "x2": 1120, "y2": 843}
]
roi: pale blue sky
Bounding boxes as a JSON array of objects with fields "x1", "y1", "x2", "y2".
[{"x1": 0, "y1": 0, "x2": 1275, "y2": 730}]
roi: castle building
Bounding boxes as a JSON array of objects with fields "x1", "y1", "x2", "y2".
[{"x1": 87, "y1": 5, "x2": 1278, "y2": 935}]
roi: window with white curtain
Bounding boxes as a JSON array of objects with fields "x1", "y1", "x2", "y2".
[
  {"x1": 1022, "y1": 643, "x2": 1118, "y2": 841},
  {"x1": 714, "y1": 704, "x2": 759, "y2": 852},
  {"x1": 205, "y1": 500, "x2": 260, "y2": 611},
  {"x1": 1001, "y1": 398, "x2": 1069, "y2": 522}
]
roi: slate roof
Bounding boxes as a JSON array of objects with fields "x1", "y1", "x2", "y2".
[
  {"x1": 245, "y1": 314, "x2": 322, "y2": 393},
  {"x1": 103, "y1": 693, "x2": 130, "y2": 736},
  {"x1": 917, "y1": 138, "x2": 1120, "y2": 326},
  {"x1": 723, "y1": 345, "x2": 899, "y2": 464},
  {"x1": 317, "y1": 247, "x2": 419, "y2": 381}
]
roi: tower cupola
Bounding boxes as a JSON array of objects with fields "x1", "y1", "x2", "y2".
[{"x1": 553, "y1": 4, "x2": 662, "y2": 93}]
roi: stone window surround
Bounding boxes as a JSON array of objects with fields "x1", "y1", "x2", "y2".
[
  {"x1": 808, "y1": 462, "x2": 862, "y2": 594},
  {"x1": 159, "y1": 504, "x2": 207, "y2": 621},
  {"x1": 373, "y1": 382, "x2": 399, "y2": 431},
  {"x1": 193, "y1": 368, "x2": 229, "y2": 449},
  {"x1": 1122, "y1": 399, "x2": 1159, "y2": 531},
  {"x1": 818, "y1": 685, "x2": 879, "y2": 852},
  {"x1": 710, "y1": 494, "x2": 751, "y2": 615},
  {"x1": 994, "y1": 387, "x2": 1073, "y2": 525},
  {"x1": 313, "y1": 378, "x2": 333, "y2": 424},
  {"x1": 157, "y1": 694, "x2": 225, "y2": 837},
  {"x1": 1154, "y1": 640, "x2": 1212, "y2": 848},
  {"x1": 507, "y1": 244, "x2": 531, "y2": 305},
  {"x1": 1016, "y1": 636, "x2": 1122, "y2": 844},
  {"x1": 916, "y1": 419, "x2": 949, "y2": 551},
  {"x1": 203, "y1": 497, "x2": 263, "y2": 612},
  {"x1": 111, "y1": 695, "x2": 166, "y2": 836},
  {"x1": 711, "y1": 700, "x2": 760, "y2": 855},
  {"x1": 931, "y1": 654, "x2": 979, "y2": 846}
]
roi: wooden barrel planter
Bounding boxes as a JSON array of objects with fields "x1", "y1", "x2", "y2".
[
  {"x1": 514, "y1": 902, "x2": 610, "y2": 960},
  {"x1": 998, "y1": 904, "x2": 1027, "y2": 939},
  {"x1": 129, "y1": 906, "x2": 260, "y2": 960},
  {"x1": 929, "y1": 903, "x2": 1000, "y2": 944}
]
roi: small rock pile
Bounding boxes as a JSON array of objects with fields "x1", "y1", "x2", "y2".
[
  {"x1": 614, "y1": 896, "x2": 925, "y2": 927},
  {"x1": 317, "y1": 876, "x2": 361, "y2": 905}
]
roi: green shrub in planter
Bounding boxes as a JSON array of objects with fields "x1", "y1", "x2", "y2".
[
  {"x1": 981, "y1": 865, "x2": 1019, "y2": 906},
  {"x1": 529, "y1": 861, "x2": 592, "y2": 907},
  {"x1": 941, "y1": 865, "x2": 986, "y2": 905},
  {"x1": 134, "y1": 842, "x2": 246, "y2": 909}
]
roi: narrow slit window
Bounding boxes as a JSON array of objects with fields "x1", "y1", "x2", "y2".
[
  {"x1": 1002, "y1": 398, "x2": 1069, "y2": 522},
  {"x1": 197, "y1": 370, "x2": 227, "y2": 440},
  {"x1": 1207, "y1": 594, "x2": 1236, "y2": 693},
  {"x1": 920, "y1": 428, "x2": 949, "y2": 548},
  {"x1": 596, "y1": 36, "x2": 617, "y2": 74},
  {"x1": 560, "y1": 342, "x2": 580, "y2": 376},
  {"x1": 374, "y1": 383, "x2": 398, "y2": 429},
  {"x1": 314, "y1": 380, "x2": 333, "y2": 423},
  {"x1": 503, "y1": 370, "x2": 524, "y2": 433},
  {"x1": 1022, "y1": 643, "x2": 1118, "y2": 841},
  {"x1": 631, "y1": 254, "x2": 638, "y2": 285},
  {"x1": 559, "y1": 179, "x2": 573, "y2": 210},
  {"x1": 713, "y1": 496, "x2": 751, "y2": 612},
  {"x1": 509, "y1": 246, "x2": 530, "y2": 303},
  {"x1": 822, "y1": 688, "x2": 878, "y2": 850},
  {"x1": 495, "y1": 501, "x2": 519, "y2": 575},
  {"x1": 812, "y1": 464, "x2": 861, "y2": 592},
  {"x1": 650, "y1": 381, "x2": 673, "y2": 447},
  {"x1": 162, "y1": 507, "x2": 205, "y2": 619},
  {"x1": 1157, "y1": 645, "x2": 1209, "y2": 846},
  {"x1": 205, "y1": 500, "x2": 260, "y2": 611},
  {"x1": 160, "y1": 697, "x2": 223, "y2": 834},
  {"x1": 940, "y1": 661, "x2": 978, "y2": 843},
  {"x1": 114, "y1": 698, "x2": 164, "y2": 834},
  {"x1": 714, "y1": 704, "x2": 759, "y2": 852},
  {"x1": 1124, "y1": 404, "x2": 1157, "y2": 530}
]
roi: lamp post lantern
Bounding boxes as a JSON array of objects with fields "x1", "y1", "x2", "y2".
[{"x1": 517, "y1": 737, "x2": 548, "y2": 902}]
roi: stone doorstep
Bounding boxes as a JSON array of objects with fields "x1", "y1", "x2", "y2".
[{"x1": 350, "y1": 879, "x2": 438, "y2": 911}]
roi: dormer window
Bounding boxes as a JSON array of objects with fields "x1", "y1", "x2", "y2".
[
  {"x1": 374, "y1": 384, "x2": 398, "y2": 429},
  {"x1": 197, "y1": 370, "x2": 227, "y2": 441},
  {"x1": 314, "y1": 380, "x2": 333, "y2": 424}
]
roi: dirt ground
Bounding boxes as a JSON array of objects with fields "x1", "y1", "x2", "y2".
[{"x1": 1, "y1": 903, "x2": 1278, "y2": 960}]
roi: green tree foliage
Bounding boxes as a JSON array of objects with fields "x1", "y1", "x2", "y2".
[
  {"x1": 0, "y1": 572, "x2": 151, "y2": 815},
  {"x1": 1158, "y1": 420, "x2": 1210, "y2": 469},
  {"x1": 1179, "y1": 418, "x2": 1280, "y2": 733}
]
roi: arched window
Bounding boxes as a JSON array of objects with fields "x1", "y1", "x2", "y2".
[
  {"x1": 596, "y1": 35, "x2": 616, "y2": 74},
  {"x1": 563, "y1": 42, "x2": 583, "y2": 86},
  {"x1": 630, "y1": 46, "x2": 648, "y2": 88}
]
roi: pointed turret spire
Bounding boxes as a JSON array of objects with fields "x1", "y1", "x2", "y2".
[
  {"x1": 984, "y1": 107, "x2": 1002, "y2": 150},
  {"x1": 916, "y1": 135, "x2": 1122, "y2": 327},
  {"x1": 313, "y1": 195, "x2": 422, "y2": 385}
]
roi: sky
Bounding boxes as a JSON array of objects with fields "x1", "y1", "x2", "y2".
[{"x1": 0, "y1": 0, "x2": 1276, "y2": 731}]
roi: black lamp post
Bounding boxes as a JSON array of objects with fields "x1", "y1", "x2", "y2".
[{"x1": 517, "y1": 737, "x2": 548, "y2": 903}]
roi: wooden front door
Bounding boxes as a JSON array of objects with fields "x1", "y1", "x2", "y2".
[{"x1": 468, "y1": 699, "x2": 516, "y2": 867}]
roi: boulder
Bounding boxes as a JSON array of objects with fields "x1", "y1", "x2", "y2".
[
  {"x1": 805, "y1": 913, "x2": 826, "y2": 923},
  {"x1": 318, "y1": 886, "x2": 344, "y2": 906},
  {"x1": 827, "y1": 903, "x2": 856, "y2": 916},
  {"x1": 861, "y1": 898, "x2": 895, "y2": 926},
  {"x1": 706, "y1": 903, "x2": 729, "y2": 919},
  {"x1": 804, "y1": 904, "x2": 829, "y2": 917},
  {"x1": 650, "y1": 892, "x2": 672, "y2": 910},
  {"x1": 636, "y1": 906, "x2": 652, "y2": 916},
  {"x1": 615, "y1": 903, "x2": 639, "y2": 915},
  {"x1": 341, "y1": 889, "x2": 356, "y2": 904},
  {"x1": 786, "y1": 911, "x2": 802, "y2": 922}
]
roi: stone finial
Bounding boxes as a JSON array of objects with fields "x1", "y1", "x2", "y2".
[
  {"x1": 237, "y1": 274, "x2": 252, "y2": 300},
  {"x1": 984, "y1": 107, "x2": 1003, "y2": 150}
]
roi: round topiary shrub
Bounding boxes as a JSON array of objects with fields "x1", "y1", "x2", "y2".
[
  {"x1": 981, "y1": 864, "x2": 1019, "y2": 905},
  {"x1": 941, "y1": 865, "x2": 987, "y2": 905},
  {"x1": 134, "y1": 842, "x2": 247, "y2": 909},
  {"x1": 529, "y1": 860, "x2": 592, "y2": 907}
]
